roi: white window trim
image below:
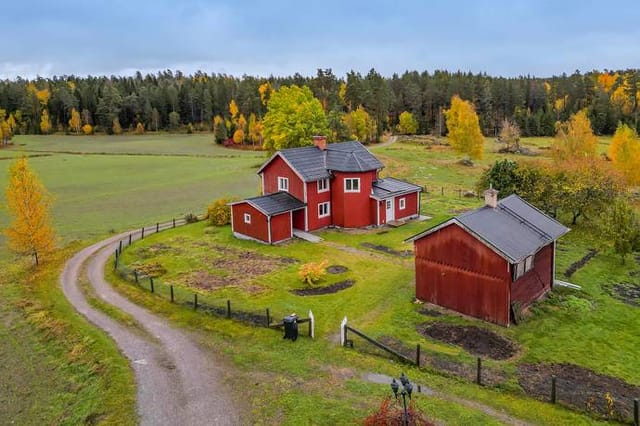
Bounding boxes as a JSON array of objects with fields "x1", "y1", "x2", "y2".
[
  {"x1": 278, "y1": 176, "x2": 289, "y2": 192},
  {"x1": 243, "y1": 213, "x2": 251, "y2": 224},
  {"x1": 344, "y1": 178, "x2": 360, "y2": 193},
  {"x1": 399, "y1": 198, "x2": 406, "y2": 210},
  {"x1": 514, "y1": 255, "x2": 534, "y2": 280},
  {"x1": 317, "y1": 178, "x2": 329, "y2": 193},
  {"x1": 318, "y1": 202, "x2": 331, "y2": 218}
]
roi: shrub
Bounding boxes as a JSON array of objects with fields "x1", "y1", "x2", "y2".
[
  {"x1": 364, "y1": 396, "x2": 433, "y2": 426},
  {"x1": 207, "y1": 198, "x2": 234, "y2": 226},
  {"x1": 82, "y1": 124, "x2": 93, "y2": 135},
  {"x1": 184, "y1": 212, "x2": 199, "y2": 223},
  {"x1": 298, "y1": 260, "x2": 329, "y2": 286},
  {"x1": 135, "y1": 122, "x2": 145, "y2": 134}
]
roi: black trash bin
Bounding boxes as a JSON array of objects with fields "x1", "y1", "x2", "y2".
[{"x1": 283, "y1": 315, "x2": 298, "y2": 341}]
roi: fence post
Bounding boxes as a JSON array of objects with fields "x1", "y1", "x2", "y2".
[
  {"x1": 170, "y1": 285, "x2": 174, "y2": 303},
  {"x1": 634, "y1": 398, "x2": 638, "y2": 426},
  {"x1": 266, "y1": 308, "x2": 270, "y2": 327},
  {"x1": 134, "y1": 270, "x2": 138, "y2": 283},
  {"x1": 308, "y1": 310, "x2": 315, "y2": 339},
  {"x1": 194, "y1": 293, "x2": 198, "y2": 310},
  {"x1": 114, "y1": 249, "x2": 119, "y2": 269},
  {"x1": 156, "y1": 222, "x2": 159, "y2": 232},
  {"x1": 476, "y1": 357, "x2": 482, "y2": 385},
  {"x1": 173, "y1": 218, "x2": 176, "y2": 228},
  {"x1": 416, "y1": 344, "x2": 421, "y2": 367},
  {"x1": 128, "y1": 233, "x2": 132, "y2": 245},
  {"x1": 150, "y1": 277, "x2": 154, "y2": 293},
  {"x1": 226, "y1": 299, "x2": 231, "y2": 318},
  {"x1": 340, "y1": 316, "x2": 348, "y2": 347},
  {"x1": 141, "y1": 227, "x2": 145, "y2": 239},
  {"x1": 551, "y1": 375, "x2": 557, "y2": 404},
  {"x1": 441, "y1": 187, "x2": 444, "y2": 196},
  {"x1": 119, "y1": 240, "x2": 123, "y2": 252}
]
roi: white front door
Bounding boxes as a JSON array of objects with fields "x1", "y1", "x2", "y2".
[{"x1": 386, "y1": 198, "x2": 395, "y2": 222}]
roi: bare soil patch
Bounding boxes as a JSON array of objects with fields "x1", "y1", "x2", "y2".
[
  {"x1": 182, "y1": 245, "x2": 294, "y2": 291},
  {"x1": 360, "y1": 242, "x2": 412, "y2": 258},
  {"x1": 518, "y1": 363, "x2": 640, "y2": 422},
  {"x1": 326, "y1": 265, "x2": 348, "y2": 274},
  {"x1": 418, "y1": 307, "x2": 443, "y2": 317},
  {"x1": 564, "y1": 249, "x2": 598, "y2": 278},
  {"x1": 608, "y1": 282, "x2": 640, "y2": 306},
  {"x1": 135, "y1": 243, "x2": 181, "y2": 259},
  {"x1": 290, "y1": 280, "x2": 355, "y2": 296},
  {"x1": 131, "y1": 262, "x2": 167, "y2": 278},
  {"x1": 418, "y1": 323, "x2": 518, "y2": 360}
]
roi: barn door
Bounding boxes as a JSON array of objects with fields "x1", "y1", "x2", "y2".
[{"x1": 386, "y1": 198, "x2": 395, "y2": 221}]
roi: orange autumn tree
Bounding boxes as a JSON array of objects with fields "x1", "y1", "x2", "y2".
[
  {"x1": 5, "y1": 157, "x2": 56, "y2": 265},
  {"x1": 609, "y1": 123, "x2": 640, "y2": 185},
  {"x1": 552, "y1": 109, "x2": 597, "y2": 162}
]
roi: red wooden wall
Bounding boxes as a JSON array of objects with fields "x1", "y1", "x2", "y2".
[
  {"x1": 306, "y1": 180, "x2": 332, "y2": 231},
  {"x1": 414, "y1": 223, "x2": 511, "y2": 325},
  {"x1": 511, "y1": 243, "x2": 553, "y2": 306},
  {"x1": 261, "y1": 156, "x2": 305, "y2": 201},
  {"x1": 332, "y1": 170, "x2": 377, "y2": 228},
  {"x1": 395, "y1": 192, "x2": 419, "y2": 221},
  {"x1": 270, "y1": 212, "x2": 292, "y2": 243},
  {"x1": 231, "y1": 203, "x2": 269, "y2": 243}
]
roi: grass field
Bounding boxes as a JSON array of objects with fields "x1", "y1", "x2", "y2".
[{"x1": 0, "y1": 133, "x2": 635, "y2": 424}]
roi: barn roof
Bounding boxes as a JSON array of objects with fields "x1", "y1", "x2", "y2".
[
  {"x1": 257, "y1": 141, "x2": 384, "y2": 182},
  {"x1": 406, "y1": 194, "x2": 569, "y2": 263},
  {"x1": 230, "y1": 192, "x2": 305, "y2": 216},
  {"x1": 371, "y1": 177, "x2": 423, "y2": 199}
]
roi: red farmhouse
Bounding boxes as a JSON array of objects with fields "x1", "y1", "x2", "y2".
[
  {"x1": 406, "y1": 189, "x2": 569, "y2": 326},
  {"x1": 230, "y1": 136, "x2": 422, "y2": 244}
]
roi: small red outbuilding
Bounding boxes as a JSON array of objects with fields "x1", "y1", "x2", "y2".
[{"x1": 406, "y1": 189, "x2": 569, "y2": 326}]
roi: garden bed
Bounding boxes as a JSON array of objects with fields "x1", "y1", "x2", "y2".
[
  {"x1": 326, "y1": 265, "x2": 348, "y2": 274},
  {"x1": 608, "y1": 282, "x2": 640, "y2": 306},
  {"x1": 418, "y1": 323, "x2": 518, "y2": 360},
  {"x1": 360, "y1": 242, "x2": 412, "y2": 258},
  {"x1": 290, "y1": 280, "x2": 355, "y2": 296},
  {"x1": 518, "y1": 363, "x2": 640, "y2": 421},
  {"x1": 564, "y1": 249, "x2": 598, "y2": 278}
]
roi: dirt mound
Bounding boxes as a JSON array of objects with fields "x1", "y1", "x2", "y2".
[
  {"x1": 609, "y1": 282, "x2": 640, "y2": 306},
  {"x1": 360, "y1": 242, "x2": 412, "y2": 258},
  {"x1": 418, "y1": 323, "x2": 517, "y2": 360},
  {"x1": 291, "y1": 280, "x2": 355, "y2": 296},
  {"x1": 564, "y1": 249, "x2": 598, "y2": 278},
  {"x1": 326, "y1": 265, "x2": 348, "y2": 274},
  {"x1": 518, "y1": 363, "x2": 640, "y2": 421}
]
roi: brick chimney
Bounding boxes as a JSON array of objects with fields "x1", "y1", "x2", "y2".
[
  {"x1": 312, "y1": 135, "x2": 327, "y2": 150},
  {"x1": 484, "y1": 186, "x2": 499, "y2": 208}
]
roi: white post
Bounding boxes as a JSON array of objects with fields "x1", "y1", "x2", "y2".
[
  {"x1": 340, "y1": 316, "x2": 347, "y2": 347},
  {"x1": 308, "y1": 310, "x2": 315, "y2": 339}
]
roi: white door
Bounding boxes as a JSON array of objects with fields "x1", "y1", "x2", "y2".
[{"x1": 386, "y1": 198, "x2": 395, "y2": 221}]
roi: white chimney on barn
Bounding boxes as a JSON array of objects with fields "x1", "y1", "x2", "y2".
[{"x1": 484, "y1": 185, "x2": 499, "y2": 208}]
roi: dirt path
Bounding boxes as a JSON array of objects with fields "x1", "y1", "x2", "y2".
[
  {"x1": 372, "y1": 135, "x2": 398, "y2": 149},
  {"x1": 61, "y1": 225, "x2": 239, "y2": 425}
]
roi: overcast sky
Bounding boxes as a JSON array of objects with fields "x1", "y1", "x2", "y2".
[{"x1": 3, "y1": 0, "x2": 639, "y2": 79}]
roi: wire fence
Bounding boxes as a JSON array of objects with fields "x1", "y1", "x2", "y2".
[{"x1": 111, "y1": 214, "x2": 313, "y2": 336}]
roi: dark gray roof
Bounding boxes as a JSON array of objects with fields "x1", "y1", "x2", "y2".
[
  {"x1": 257, "y1": 141, "x2": 384, "y2": 182},
  {"x1": 372, "y1": 177, "x2": 422, "y2": 199},
  {"x1": 407, "y1": 194, "x2": 569, "y2": 263},
  {"x1": 243, "y1": 192, "x2": 305, "y2": 216}
]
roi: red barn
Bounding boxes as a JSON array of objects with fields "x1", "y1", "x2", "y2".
[
  {"x1": 406, "y1": 189, "x2": 569, "y2": 326},
  {"x1": 230, "y1": 136, "x2": 422, "y2": 244}
]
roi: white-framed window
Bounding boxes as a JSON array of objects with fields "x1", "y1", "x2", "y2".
[
  {"x1": 318, "y1": 202, "x2": 330, "y2": 218},
  {"x1": 278, "y1": 177, "x2": 289, "y2": 192},
  {"x1": 344, "y1": 178, "x2": 360, "y2": 193},
  {"x1": 317, "y1": 178, "x2": 329, "y2": 193},
  {"x1": 399, "y1": 198, "x2": 406, "y2": 210},
  {"x1": 514, "y1": 255, "x2": 534, "y2": 280},
  {"x1": 243, "y1": 213, "x2": 251, "y2": 224}
]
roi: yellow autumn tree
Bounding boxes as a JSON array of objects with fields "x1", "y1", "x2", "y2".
[
  {"x1": 69, "y1": 107, "x2": 82, "y2": 134},
  {"x1": 82, "y1": 124, "x2": 93, "y2": 135},
  {"x1": 112, "y1": 117, "x2": 123, "y2": 135},
  {"x1": 258, "y1": 82, "x2": 273, "y2": 106},
  {"x1": 40, "y1": 109, "x2": 51, "y2": 134},
  {"x1": 233, "y1": 129, "x2": 245, "y2": 144},
  {"x1": 552, "y1": 109, "x2": 597, "y2": 162},
  {"x1": 444, "y1": 95, "x2": 484, "y2": 160},
  {"x1": 248, "y1": 113, "x2": 262, "y2": 146},
  {"x1": 609, "y1": 123, "x2": 640, "y2": 185},
  {"x1": 5, "y1": 157, "x2": 56, "y2": 265},
  {"x1": 229, "y1": 99, "x2": 239, "y2": 121}
]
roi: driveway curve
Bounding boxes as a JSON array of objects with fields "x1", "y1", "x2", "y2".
[{"x1": 61, "y1": 224, "x2": 239, "y2": 425}]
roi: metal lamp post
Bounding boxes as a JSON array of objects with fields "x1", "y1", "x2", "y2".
[{"x1": 390, "y1": 373, "x2": 413, "y2": 426}]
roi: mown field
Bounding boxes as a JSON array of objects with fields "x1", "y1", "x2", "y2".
[{"x1": 1, "y1": 133, "x2": 635, "y2": 425}]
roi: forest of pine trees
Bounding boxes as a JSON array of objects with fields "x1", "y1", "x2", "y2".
[{"x1": 0, "y1": 68, "x2": 639, "y2": 139}]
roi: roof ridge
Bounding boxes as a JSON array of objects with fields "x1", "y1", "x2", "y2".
[{"x1": 498, "y1": 200, "x2": 553, "y2": 241}]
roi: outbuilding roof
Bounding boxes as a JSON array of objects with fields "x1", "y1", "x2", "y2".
[
  {"x1": 231, "y1": 191, "x2": 305, "y2": 216},
  {"x1": 371, "y1": 177, "x2": 423, "y2": 199},
  {"x1": 257, "y1": 141, "x2": 384, "y2": 182},
  {"x1": 406, "y1": 194, "x2": 569, "y2": 263}
]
